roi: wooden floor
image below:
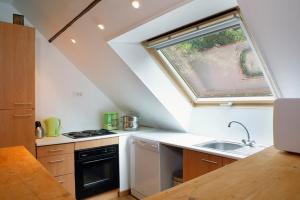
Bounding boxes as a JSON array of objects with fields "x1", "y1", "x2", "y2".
[
  {"x1": 113, "y1": 196, "x2": 136, "y2": 200},
  {"x1": 84, "y1": 188, "x2": 138, "y2": 200},
  {"x1": 83, "y1": 187, "x2": 137, "y2": 200},
  {"x1": 86, "y1": 193, "x2": 136, "y2": 200}
]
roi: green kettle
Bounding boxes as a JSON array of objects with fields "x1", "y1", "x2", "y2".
[{"x1": 44, "y1": 117, "x2": 61, "y2": 137}]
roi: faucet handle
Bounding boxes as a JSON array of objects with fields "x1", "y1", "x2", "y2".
[
  {"x1": 249, "y1": 140, "x2": 256, "y2": 147},
  {"x1": 242, "y1": 139, "x2": 256, "y2": 147},
  {"x1": 242, "y1": 139, "x2": 247, "y2": 145}
]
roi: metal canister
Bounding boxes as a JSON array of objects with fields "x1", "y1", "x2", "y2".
[
  {"x1": 122, "y1": 115, "x2": 139, "y2": 131},
  {"x1": 35, "y1": 121, "x2": 45, "y2": 139}
]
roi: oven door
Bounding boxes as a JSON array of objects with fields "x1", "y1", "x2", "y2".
[{"x1": 75, "y1": 154, "x2": 119, "y2": 199}]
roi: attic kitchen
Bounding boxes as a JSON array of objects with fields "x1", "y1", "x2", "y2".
[{"x1": 1, "y1": 0, "x2": 300, "y2": 200}]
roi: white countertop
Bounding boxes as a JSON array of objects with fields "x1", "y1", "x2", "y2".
[
  {"x1": 130, "y1": 131, "x2": 267, "y2": 160},
  {"x1": 35, "y1": 127, "x2": 155, "y2": 146},
  {"x1": 36, "y1": 127, "x2": 267, "y2": 159}
]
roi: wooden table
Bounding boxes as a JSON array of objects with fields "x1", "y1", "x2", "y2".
[
  {"x1": 0, "y1": 146, "x2": 74, "y2": 200},
  {"x1": 146, "y1": 147, "x2": 300, "y2": 200}
]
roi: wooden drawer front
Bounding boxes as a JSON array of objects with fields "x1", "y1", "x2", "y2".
[
  {"x1": 183, "y1": 149, "x2": 223, "y2": 182},
  {"x1": 75, "y1": 137, "x2": 118, "y2": 150},
  {"x1": 37, "y1": 143, "x2": 74, "y2": 157},
  {"x1": 38, "y1": 154, "x2": 74, "y2": 176},
  {"x1": 55, "y1": 174, "x2": 75, "y2": 196}
]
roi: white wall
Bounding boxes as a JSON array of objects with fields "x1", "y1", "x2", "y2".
[
  {"x1": 109, "y1": 42, "x2": 192, "y2": 131},
  {"x1": 189, "y1": 107, "x2": 273, "y2": 146},
  {"x1": 238, "y1": 0, "x2": 300, "y2": 98},
  {"x1": 0, "y1": 2, "x2": 120, "y2": 132}
]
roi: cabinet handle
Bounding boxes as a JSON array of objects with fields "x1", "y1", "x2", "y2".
[
  {"x1": 58, "y1": 180, "x2": 64, "y2": 184},
  {"x1": 201, "y1": 159, "x2": 218, "y2": 164},
  {"x1": 13, "y1": 114, "x2": 33, "y2": 118},
  {"x1": 14, "y1": 102, "x2": 32, "y2": 105},
  {"x1": 48, "y1": 149, "x2": 64, "y2": 153},
  {"x1": 48, "y1": 159, "x2": 64, "y2": 164}
]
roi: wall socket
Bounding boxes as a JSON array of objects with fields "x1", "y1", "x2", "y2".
[{"x1": 73, "y1": 91, "x2": 83, "y2": 97}]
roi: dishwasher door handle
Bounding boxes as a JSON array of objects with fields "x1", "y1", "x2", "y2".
[
  {"x1": 133, "y1": 139, "x2": 159, "y2": 152},
  {"x1": 134, "y1": 140, "x2": 147, "y2": 146}
]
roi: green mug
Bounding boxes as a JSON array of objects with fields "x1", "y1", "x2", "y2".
[{"x1": 44, "y1": 117, "x2": 61, "y2": 137}]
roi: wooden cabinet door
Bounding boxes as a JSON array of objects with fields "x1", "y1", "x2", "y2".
[
  {"x1": 13, "y1": 109, "x2": 35, "y2": 156},
  {"x1": 0, "y1": 110, "x2": 13, "y2": 148},
  {"x1": 0, "y1": 23, "x2": 14, "y2": 109},
  {"x1": 183, "y1": 149, "x2": 223, "y2": 182},
  {"x1": 0, "y1": 109, "x2": 35, "y2": 156},
  {"x1": 12, "y1": 25, "x2": 35, "y2": 109},
  {"x1": 0, "y1": 22, "x2": 35, "y2": 110}
]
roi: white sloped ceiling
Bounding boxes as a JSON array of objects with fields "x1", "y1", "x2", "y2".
[{"x1": 12, "y1": 0, "x2": 191, "y2": 131}]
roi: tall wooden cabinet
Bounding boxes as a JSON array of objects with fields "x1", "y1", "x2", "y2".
[{"x1": 0, "y1": 22, "x2": 35, "y2": 156}]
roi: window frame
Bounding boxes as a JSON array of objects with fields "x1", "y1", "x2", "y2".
[{"x1": 144, "y1": 9, "x2": 278, "y2": 106}]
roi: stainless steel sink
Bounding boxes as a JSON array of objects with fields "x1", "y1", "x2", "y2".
[{"x1": 194, "y1": 141, "x2": 244, "y2": 151}]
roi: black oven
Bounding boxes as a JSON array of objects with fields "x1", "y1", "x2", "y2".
[{"x1": 75, "y1": 145, "x2": 119, "y2": 199}]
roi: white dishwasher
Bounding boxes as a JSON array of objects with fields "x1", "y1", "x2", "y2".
[{"x1": 130, "y1": 137, "x2": 161, "y2": 199}]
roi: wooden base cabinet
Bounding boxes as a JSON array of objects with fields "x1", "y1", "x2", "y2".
[
  {"x1": 223, "y1": 157, "x2": 237, "y2": 166},
  {"x1": 183, "y1": 149, "x2": 237, "y2": 182},
  {"x1": 55, "y1": 174, "x2": 75, "y2": 196},
  {"x1": 37, "y1": 143, "x2": 75, "y2": 196}
]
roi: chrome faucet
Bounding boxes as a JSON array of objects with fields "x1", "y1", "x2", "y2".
[{"x1": 228, "y1": 121, "x2": 255, "y2": 147}]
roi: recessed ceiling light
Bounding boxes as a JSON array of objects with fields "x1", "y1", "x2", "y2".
[
  {"x1": 97, "y1": 24, "x2": 105, "y2": 30},
  {"x1": 131, "y1": 0, "x2": 140, "y2": 9},
  {"x1": 70, "y1": 38, "x2": 77, "y2": 44}
]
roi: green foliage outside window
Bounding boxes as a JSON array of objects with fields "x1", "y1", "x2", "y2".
[
  {"x1": 176, "y1": 27, "x2": 246, "y2": 55},
  {"x1": 240, "y1": 48, "x2": 263, "y2": 77}
]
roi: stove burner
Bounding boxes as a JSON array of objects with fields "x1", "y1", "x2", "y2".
[{"x1": 63, "y1": 129, "x2": 116, "y2": 139}]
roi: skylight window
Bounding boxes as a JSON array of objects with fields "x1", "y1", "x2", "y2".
[{"x1": 146, "y1": 10, "x2": 275, "y2": 104}]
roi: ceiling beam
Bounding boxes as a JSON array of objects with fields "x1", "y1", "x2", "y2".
[{"x1": 48, "y1": 0, "x2": 103, "y2": 43}]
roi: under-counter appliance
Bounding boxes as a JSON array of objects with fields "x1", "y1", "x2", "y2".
[
  {"x1": 274, "y1": 98, "x2": 300, "y2": 153},
  {"x1": 63, "y1": 129, "x2": 116, "y2": 139},
  {"x1": 75, "y1": 145, "x2": 119, "y2": 199},
  {"x1": 131, "y1": 137, "x2": 183, "y2": 199},
  {"x1": 130, "y1": 138, "x2": 161, "y2": 199}
]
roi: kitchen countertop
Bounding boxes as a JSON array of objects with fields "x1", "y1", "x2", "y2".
[
  {"x1": 37, "y1": 127, "x2": 266, "y2": 159},
  {"x1": 145, "y1": 147, "x2": 300, "y2": 200},
  {"x1": 0, "y1": 146, "x2": 74, "y2": 200},
  {"x1": 131, "y1": 132, "x2": 266, "y2": 159},
  {"x1": 36, "y1": 127, "x2": 156, "y2": 146}
]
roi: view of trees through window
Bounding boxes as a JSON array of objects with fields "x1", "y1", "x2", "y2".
[{"x1": 159, "y1": 25, "x2": 272, "y2": 98}]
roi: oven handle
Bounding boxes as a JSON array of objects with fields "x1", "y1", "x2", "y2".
[{"x1": 81, "y1": 156, "x2": 116, "y2": 165}]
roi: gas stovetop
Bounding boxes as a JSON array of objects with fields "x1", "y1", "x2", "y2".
[{"x1": 63, "y1": 129, "x2": 117, "y2": 139}]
